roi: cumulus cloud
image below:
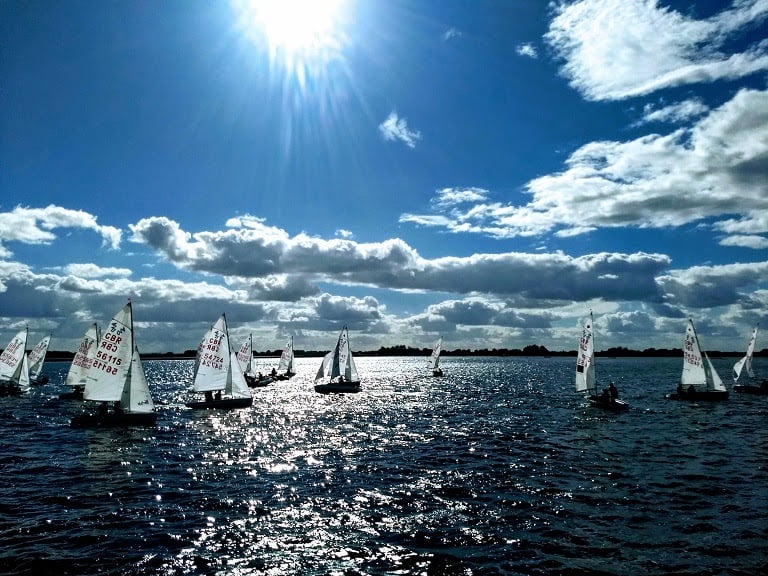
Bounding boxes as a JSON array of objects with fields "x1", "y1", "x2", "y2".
[
  {"x1": 62, "y1": 263, "x2": 132, "y2": 278},
  {"x1": 516, "y1": 43, "x2": 538, "y2": 58},
  {"x1": 400, "y1": 88, "x2": 768, "y2": 246},
  {"x1": 637, "y1": 98, "x2": 710, "y2": 125},
  {"x1": 0, "y1": 205, "x2": 121, "y2": 253},
  {"x1": 545, "y1": 0, "x2": 768, "y2": 101},
  {"x1": 378, "y1": 111, "x2": 422, "y2": 148}
]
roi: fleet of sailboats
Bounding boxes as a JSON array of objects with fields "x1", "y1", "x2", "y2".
[
  {"x1": 574, "y1": 311, "x2": 629, "y2": 411},
  {"x1": 668, "y1": 318, "x2": 729, "y2": 401},
  {"x1": 185, "y1": 314, "x2": 253, "y2": 409},
  {"x1": 314, "y1": 326, "x2": 361, "y2": 393},
  {"x1": 70, "y1": 302, "x2": 157, "y2": 427},
  {"x1": 5, "y1": 311, "x2": 767, "y2": 420},
  {"x1": 733, "y1": 325, "x2": 767, "y2": 395}
]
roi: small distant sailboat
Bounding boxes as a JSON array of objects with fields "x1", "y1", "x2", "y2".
[
  {"x1": 314, "y1": 326, "x2": 361, "y2": 394},
  {"x1": 275, "y1": 336, "x2": 296, "y2": 380},
  {"x1": 0, "y1": 328, "x2": 31, "y2": 397},
  {"x1": 574, "y1": 311, "x2": 628, "y2": 412},
  {"x1": 186, "y1": 314, "x2": 253, "y2": 409},
  {"x1": 27, "y1": 334, "x2": 52, "y2": 385},
  {"x1": 667, "y1": 318, "x2": 728, "y2": 401},
  {"x1": 733, "y1": 325, "x2": 768, "y2": 395},
  {"x1": 237, "y1": 333, "x2": 271, "y2": 387},
  {"x1": 70, "y1": 302, "x2": 157, "y2": 427},
  {"x1": 61, "y1": 323, "x2": 101, "y2": 399},
  {"x1": 428, "y1": 337, "x2": 444, "y2": 377}
]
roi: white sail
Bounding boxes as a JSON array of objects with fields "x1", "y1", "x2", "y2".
[
  {"x1": 17, "y1": 353, "x2": 31, "y2": 390},
  {"x1": 278, "y1": 336, "x2": 294, "y2": 373},
  {"x1": 704, "y1": 353, "x2": 727, "y2": 392},
  {"x1": 681, "y1": 319, "x2": 725, "y2": 392},
  {"x1": 0, "y1": 328, "x2": 30, "y2": 387},
  {"x1": 428, "y1": 337, "x2": 442, "y2": 370},
  {"x1": 329, "y1": 326, "x2": 358, "y2": 381},
  {"x1": 227, "y1": 350, "x2": 252, "y2": 399},
  {"x1": 121, "y1": 345, "x2": 155, "y2": 413},
  {"x1": 575, "y1": 312, "x2": 595, "y2": 393},
  {"x1": 315, "y1": 351, "x2": 333, "y2": 381},
  {"x1": 27, "y1": 334, "x2": 51, "y2": 381},
  {"x1": 193, "y1": 315, "x2": 229, "y2": 393},
  {"x1": 236, "y1": 333, "x2": 255, "y2": 376},
  {"x1": 733, "y1": 325, "x2": 757, "y2": 382},
  {"x1": 84, "y1": 303, "x2": 134, "y2": 402},
  {"x1": 65, "y1": 323, "x2": 101, "y2": 388}
]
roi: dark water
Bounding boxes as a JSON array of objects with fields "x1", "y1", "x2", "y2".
[{"x1": 0, "y1": 356, "x2": 765, "y2": 576}]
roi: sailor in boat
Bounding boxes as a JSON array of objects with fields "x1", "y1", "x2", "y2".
[
  {"x1": 205, "y1": 391, "x2": 213, "y2": 404},
  {"x1": 608, "y1": 382, "x2": 618, "y2": 404}
]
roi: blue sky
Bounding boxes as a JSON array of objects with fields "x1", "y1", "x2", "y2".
[{"x1": 2, "y1": 0, "x2": 767, "y2": 355}]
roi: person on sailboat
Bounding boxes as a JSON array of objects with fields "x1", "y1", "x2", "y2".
[{"x1": 609, "y1": 382, "x2": 618, "y2": 403}]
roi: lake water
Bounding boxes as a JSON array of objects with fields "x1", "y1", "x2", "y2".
[{"x1": 0, "y1": 356, "x2": 765, "y2": 576}]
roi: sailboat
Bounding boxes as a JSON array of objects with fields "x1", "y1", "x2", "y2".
[
  {"x1": 733, "y1": 325, "x2": 768, "y2": 395},
  {"x1": 275, "y1": 336, "x2": 296, "y2": 380},
  {"x1": 314, "y1": 325, "x2": 361, "y2": 393},
  {"x1": 27, "y1": 334, "x2": 52, "y2": 385},
  {"x1": 186, "y1": 314, "x2": 253, "y2": 409},
  {"x1": 428, "y1": 337, "x2": 444, "y2": 377},
  {"x1": 70, "y1": 302, "x2": 157, "y2": 427},
  {"x1": 0, "y1": 328, "x2": 31, "y2": 397},
  {"x1": 574, "y1": 311, "x2": 629, "y2": 412},
  {"x1": 668, "y1": 318, "x2": 728, "y2": 401},
  {"x1": 237, "y1": 333, "x2": 271, "y2": 387},
  {"x1": 60, "y1": 323, "x2": 101, "y2": 400}
]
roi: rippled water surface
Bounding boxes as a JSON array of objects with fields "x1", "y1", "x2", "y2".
[{"x1": 0, "y1": 356, "x2": 766, "y2": 575}]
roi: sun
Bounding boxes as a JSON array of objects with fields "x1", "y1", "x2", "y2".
[{"x1": 233, "y1": 0, "x2": 347, "y2": 57}]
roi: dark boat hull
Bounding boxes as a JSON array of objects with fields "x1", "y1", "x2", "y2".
[
  {"x1": 314, "y1": 381, "x2": 361, "y2": 394},
  {"x1": 185, "y1": 397, "x2": 253, "y2": 409},
  {"x1": 667, "y1": 390, "x2": 729, "y2": 401},
  {"x1": 59, "y1": 388, "x2": 84, "y2": 400},
  {"x1": 734, "y1": 383, "x2": 768, "y2": 395},
  {"x1": 587, "y1": 395, "x2": 629, "y2": 412},
  {"x1": 245, "y1": 374, "x2": 274, "y2": 387},
  {"x1": 70, "y1": 412, "x2": 157, "y2": 428}
]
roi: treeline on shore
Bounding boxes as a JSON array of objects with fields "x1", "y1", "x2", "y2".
[{"x1": 44, "y1": 343, "x2": 767, "y2": 361}]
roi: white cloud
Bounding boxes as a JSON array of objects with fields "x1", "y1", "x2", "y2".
[
  {"x1": 516, "y1": 43, "x2": 538, "y2": 58},
  {"x1": 545, "y1": 0, "x2": 768, "y2": 101},
  {"x1": 0, "y1": 205, "x2": 122, "y2": 253},
  {"x1": 63, "y1": 263, "x2": 132, "y2": 278},
  {"x1": 443, "y1": 28, "x2": 462, "y2": 41},
  {"x1": 638, "y1": 98, "x2": 710, "y2": 125},
  {"x1": 400, "y1": 88, "x2": 768, "y2": 245},
  {"x1": 378, "y1": 111, "x2": 422, "y2": 148}
]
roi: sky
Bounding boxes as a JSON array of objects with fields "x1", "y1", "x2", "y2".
[{"x1": 1, "y1": 0, "x2": 767, "y2": 356}]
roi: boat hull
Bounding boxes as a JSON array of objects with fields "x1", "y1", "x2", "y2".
[
  {"x1": 314, "y1": 381, "x2": 361, "y2": 394},
  {"x1": 667, "y1": 389, "x2": 729, "y2": 401},
  {"x1": 734, "y1": 382, "x2": 768, "y2": 395},
  {"x1": 0, "y1": 383, "x2": 23, "y2": 397},
  {"x1": 245, "y1": 375, "x2": 273, "y2": 388},
  {"x1": 70, "y1": 412, "x2": 157, "y2": 428},
  {"x1": 185, "y1": 397, "x2": 253, "y2": 409},
  {"x1": 59, "y1": 388, "x2": 84, "y2": 400},
  {"x1": 587, "y1": 395, "x2": 629, "y2": 412}
]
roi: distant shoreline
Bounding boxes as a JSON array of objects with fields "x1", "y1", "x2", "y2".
[{"x1": 42, "y1": 345, "x2": 766, "y2": 361}]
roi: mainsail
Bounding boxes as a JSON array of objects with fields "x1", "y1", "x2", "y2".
[
  {"x1": 575, "y1": 312, "x2": 595, "y2": 394},
  {"x1": 733, "y1": 325, "x2": 757, "y2": 382}
]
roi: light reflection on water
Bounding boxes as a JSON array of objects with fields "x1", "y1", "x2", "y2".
[{"x1": 0, "y1": 356, "x2": 765, "y2": 575}]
